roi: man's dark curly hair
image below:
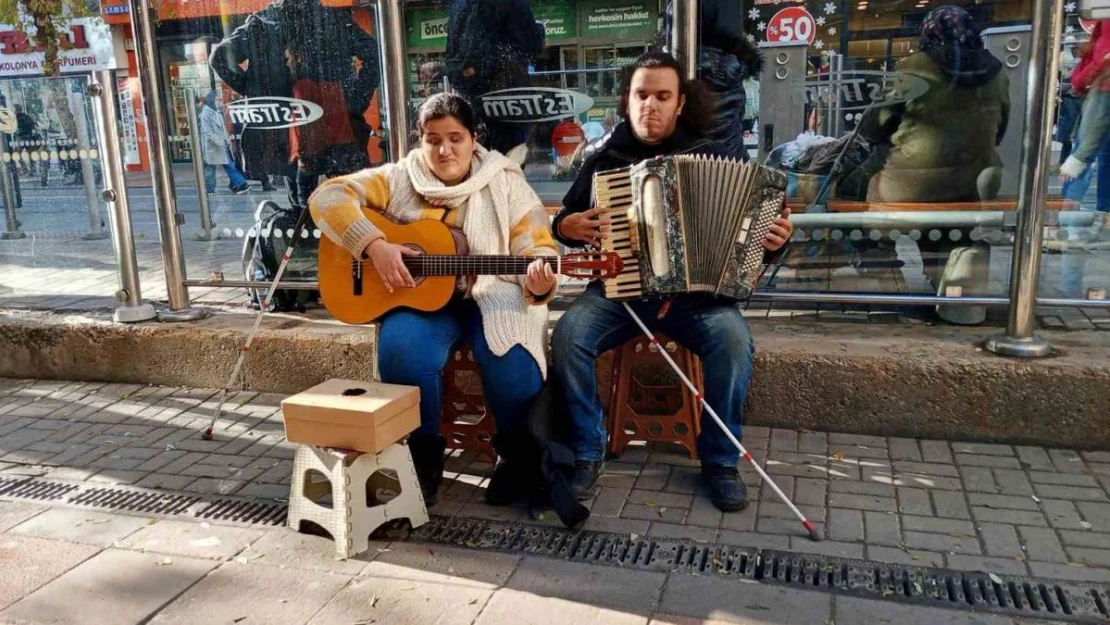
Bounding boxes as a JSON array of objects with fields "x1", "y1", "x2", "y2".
[{"x1": 617, "y1": 50, "x2": 716, "y2": 137}]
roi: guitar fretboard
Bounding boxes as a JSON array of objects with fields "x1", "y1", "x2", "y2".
[{"x1": 352, "y1": 255, "x2": 548, "y2": 277}]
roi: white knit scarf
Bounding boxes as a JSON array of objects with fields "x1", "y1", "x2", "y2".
[{"x1": 386, "y1": 146, "x2": 551, "y2": 377}]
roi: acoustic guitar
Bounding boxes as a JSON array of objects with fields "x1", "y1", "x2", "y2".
[{"x1": 318, "y1": 210, "x2": 624, "y2": 325}]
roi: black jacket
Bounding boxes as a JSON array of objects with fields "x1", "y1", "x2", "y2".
[
  {"x1": 553, "y1": 121, "x2": 784, "y2": 270},
  {"x1": 210, "y1": 3, "x2": 294, "y2": 178},
  {"x1": 444, "y1": 0, "x2": 545, "y2": 90}
]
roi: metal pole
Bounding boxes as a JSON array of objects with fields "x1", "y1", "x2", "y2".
[
  {"x1": 184, "y1": 90, "x2": 215, "y2": 240},
  {"x1": 376, "y1": 0, "x2": 410, "y2": 161},
  {"x1": 0, "y1": 132, "x2": 24, "y2": 240},
  {"x1": 88, "y1": 71, "x2": 156, "y2": 323},
  {"x1": 670, "y1": 0, "x2": 698, "y2": 80},
  {"x1": 70, "y1": 91, "x2": 108, "y2": 241},
  {"x1": 985, "y1": 0, "x2": 1063, "y2": 358},
  {"x1": 127, "y1": 0, "x2": 206, "y2": 321}
]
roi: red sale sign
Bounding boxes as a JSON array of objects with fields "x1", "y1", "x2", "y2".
[{"x1": 766, "y1": 6, "x2": 817, "y2": 45}]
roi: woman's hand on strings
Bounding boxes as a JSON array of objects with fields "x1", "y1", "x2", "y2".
[
  {"x1": 762, "y1": 208, "x2": 794, "y2": 252},
  {"x1": 526, "y1": 258, "x2": 556, "y2": 297},
  {"x1": 365, "y1": 239, "x2": 418, "y2": 293}
]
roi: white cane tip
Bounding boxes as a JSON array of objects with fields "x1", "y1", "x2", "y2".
[{"x1": 808, "y1": 525, "x2": 826, "y2": 542}]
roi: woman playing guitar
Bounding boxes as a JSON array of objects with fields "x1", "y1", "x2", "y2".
[{"x1": 309, "y1": 93, "x2": 558, "y2": 508}]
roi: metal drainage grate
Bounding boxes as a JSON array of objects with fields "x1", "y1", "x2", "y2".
[
  {"x1": 68, "y1": 488, "x2": 202, "y2": 516},
  {"x1": 0, "y1": 476, "x2": 30, "y2": 496},
  {"x1": 3, "y1": 480, "x2": 79, "y2": 502},
  {"x1": 407, "y1": 516, "x2": 1110, "y2": 624},
  {"x1": 194, "y1": 499, "x2": 288, "y2": 526}
]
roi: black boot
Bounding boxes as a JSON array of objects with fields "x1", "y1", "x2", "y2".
[
  {"x1": 408, "y1": 435, "x2": 447, "y2": 506},
  {"x1": 486, "y1": 429, "x2": 542, "y2": 506},
  {"x1": 570, "y1": 460, "x2": 603, "y2": 500},
  {"x1": 702, "y1": 463, "x2": 749, "y2": 512}
]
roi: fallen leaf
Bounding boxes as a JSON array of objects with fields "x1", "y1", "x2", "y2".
[
  {"x1": 468, "y1": 599, "x2": 479, "y2": 605},
  {"x1": 165, "y1": 444, "x2": 176, "y2": 451},
  {"x1": 988, "y1": 573, "x2": 1003, "y2": 585},
  {"x1": 370, "y1": 595, "x2": 379, "y2": 608},
  {"x1": 833, "y1": 453, "x2": 845, "y2": 462},
  {"x1": 465, "y1": 540, "x2": 480, "y2": 549},
  {"x1": 190, "y1": 537, "x2": 222, "y2": 548},
  {"x1": 644, "y1": 500, "x2": 657, "y2": 508},
  {"x1": 233, "y1": 618, "x2": 246, "y2": 624},
  {"x1": 1080, "y1": 521, "x2": 1093, "y2": 530}
]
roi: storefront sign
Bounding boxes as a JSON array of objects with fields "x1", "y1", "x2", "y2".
[
  {"x1": 478, "y1": 87, "x2": 594, "y2": 123},
  {"x1": 802, "y1": 71, "x2": 930, "y2": 111},
  {"x1": 0, "y1": 18, "x2": 116, "y2": 77},
  {"x1": 582, "y1": 1, "x2": 657, "y2": 40},
  {"x1": 766, "y1": 6, "x2": 816, "y2": 44},
  {"x1": 228, "y1": 97, "x2": 325, "y2": 129},
  {"x1": 405, "y1": 8, "x2": 448, "y2": 49},
  {"x1": 534, "y1": 2, "x2": 577, "y2": 41}
]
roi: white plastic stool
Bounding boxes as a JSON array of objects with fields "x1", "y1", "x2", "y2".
[{"x1": 287, "y1": 443, "x2": 429, "y2": 559}]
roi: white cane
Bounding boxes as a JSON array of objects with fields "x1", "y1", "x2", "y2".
[{"x1": 621, "y1": 302, "x2": 826, "y2": 542}]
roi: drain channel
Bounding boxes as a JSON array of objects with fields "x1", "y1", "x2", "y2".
[
  {"x1": 2, "y1": 478, "x2": 1108, "y2": 623},
  {"x1": 408, "y1": 516, "x2": 1110, "y2": 623}
]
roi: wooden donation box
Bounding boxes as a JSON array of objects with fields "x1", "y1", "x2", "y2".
[{"x1": 281, "y1": 379, "x2": 420, "y2": 453}]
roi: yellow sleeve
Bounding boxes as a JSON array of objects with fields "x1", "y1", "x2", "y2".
[
  {"x1": 506, "y1": 181, "x2": 559, "y2": 306},
  {"x1": 308, "y1": 167, "x2": 392, "y2": 259}
]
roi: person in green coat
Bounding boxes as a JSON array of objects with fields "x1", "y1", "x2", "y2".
[
  {"x1": 860, "y1": 5, "x2": 1009, "y2": 204},
  {"x1": 857, "y1": 6, "x2": 1008, "y2": 325}
]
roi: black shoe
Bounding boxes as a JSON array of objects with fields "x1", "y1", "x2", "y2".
[
  {"x1": 408, "y1": 435, "x2": 447, "y2": 506},
  {"x1": 570, "y1": 460, "x2": 603, "y2": 500},
  {"x1": 702, "y1": 464, "x2": 749, "y2": 512},
  {"x1": 485, "y1": 429, "x2": 542, "y2": 506}
]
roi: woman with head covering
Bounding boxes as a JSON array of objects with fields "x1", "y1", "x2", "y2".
[
  {"x1": 854, "y1": 6, "x2": 1009, "y2": 325},
  {"x1": 198, "y1": 91, "x2": 251, "y2": 195},
  {"x1": 860, "y1": 5, "x2": 1009, "y2": 204}
]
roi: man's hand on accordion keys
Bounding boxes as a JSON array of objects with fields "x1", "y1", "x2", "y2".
[
  {"x1": 558, "y1": 207, "x2": 611, "y2": 249},
  {"x1": 761, "y1": 208, "x2": 794, "y2": 252}
]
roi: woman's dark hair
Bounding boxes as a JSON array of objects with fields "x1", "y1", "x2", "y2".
[
  {"x1": 617, "y1": 50, "x2": 716, "y2": 137},
  {"x1": 416, "y1": 93, "x2": 479, "y2": 137}
]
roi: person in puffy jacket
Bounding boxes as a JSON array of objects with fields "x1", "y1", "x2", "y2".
[
  {"x1": 278, "y1": 0, "x2": 380, "y2": 207},
  {"x1": 444, "y1": 0, "x2": 545, "y2": 154},
  {"x1": 657, "y1": 0, "x2": 762, "y2": 160},
  {"x1": 210, "y1": 2, "x2": 293, "y2": 195}
]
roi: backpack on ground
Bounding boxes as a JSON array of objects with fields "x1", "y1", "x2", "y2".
[{"x1": 241, "y1": 200, "x2": 320, "y2": 312}]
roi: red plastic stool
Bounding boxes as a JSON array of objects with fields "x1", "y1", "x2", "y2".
[
  {"x1": 606, "y1": 333, "x2": 703, "y2": 459},
  {"x1": 440, "y1": 342, "x2": 498, "y2": 462}
]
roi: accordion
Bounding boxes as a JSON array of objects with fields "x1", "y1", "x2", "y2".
[{"x1": 595, "y1": 154, "x2": 788, "y2": 301}]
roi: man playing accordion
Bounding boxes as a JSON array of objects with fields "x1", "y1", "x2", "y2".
[{"x1": 550, "y1": 50, "x2": 794, "y2": 513}]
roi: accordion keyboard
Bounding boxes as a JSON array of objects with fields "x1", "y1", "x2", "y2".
[{"x1": 594, "y1": 168, "x2": 644, "y2": 299}]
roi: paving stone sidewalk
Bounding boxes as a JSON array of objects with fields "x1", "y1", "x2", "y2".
[{"x1": 0, "y1": 377, "x2": 1108, "y2": 624}]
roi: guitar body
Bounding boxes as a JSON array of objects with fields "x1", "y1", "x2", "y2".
[{"x1": 318, "y1": 211, "x2": 459, "y2": 325}]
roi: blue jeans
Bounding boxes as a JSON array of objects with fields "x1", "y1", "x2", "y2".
[
  {"x1": 551, "y1": 283, "x2": 755, "y2": 467},
  {"x1": 204, "y1": 149, "x2": 249, "y2": 194},
  {"x1": 377, "y1": 297, "x2": 544, "y2": 440},
  {"x1": 1063, "y1": 134, "x2": 1110, "y2": 213}
]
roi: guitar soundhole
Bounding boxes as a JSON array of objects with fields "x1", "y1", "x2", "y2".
[{"x1": 403, "y1": 244, "x2": 428, "y2": 285}]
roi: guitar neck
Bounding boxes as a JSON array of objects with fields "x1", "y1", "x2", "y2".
[{"x1": 397, "y1": 255, "x2": 557, "y2": 277}]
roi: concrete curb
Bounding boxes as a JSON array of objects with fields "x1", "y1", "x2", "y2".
[{"x1": 2, "y1": 308, "x2": 1108, "y2": 449}]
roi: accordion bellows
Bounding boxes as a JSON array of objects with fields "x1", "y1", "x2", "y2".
[{"x1": 595, "y1": 154, "x2": 788, "y2": 301}]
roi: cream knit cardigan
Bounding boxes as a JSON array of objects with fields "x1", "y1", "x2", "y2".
[{"x1": 320, "y1": 146, "x2": 556, "y2": 378}]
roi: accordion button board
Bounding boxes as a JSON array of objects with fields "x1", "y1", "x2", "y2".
[{"x1": 594, "y1": 154, "x2": 788, "y2": 301}]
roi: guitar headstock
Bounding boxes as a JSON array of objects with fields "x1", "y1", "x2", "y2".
[{"x1": 561, "y1": 251, "x2": 625, "y2": 279}]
